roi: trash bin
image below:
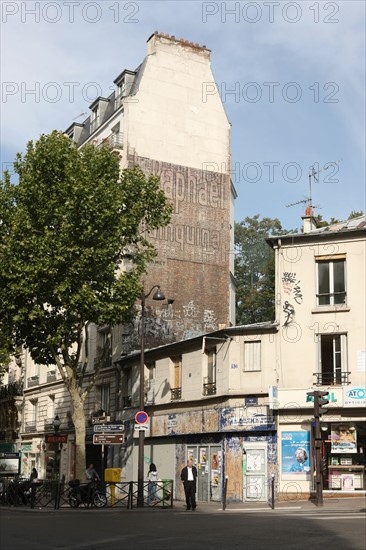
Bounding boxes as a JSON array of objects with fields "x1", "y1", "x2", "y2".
[{"x1": 104, "y1": 468, "x2": 122, "y2": 506}]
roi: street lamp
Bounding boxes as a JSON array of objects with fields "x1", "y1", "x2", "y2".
[
  {"x1": 53, "y1": 415, "x2": 61, "y2": 434},
  {"x1": 137, "y1": 285, "x2": 165, "y2": 507}
]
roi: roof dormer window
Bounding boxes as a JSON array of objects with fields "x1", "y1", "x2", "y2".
[
  {"x1": 115, "y1": 79, "x2": 126, "y2": 110},
  {"x1": 90, "y1": 105, "x2": 99, "y2": 133}
]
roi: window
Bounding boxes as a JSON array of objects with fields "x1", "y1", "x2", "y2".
[
  {"x1": 122, "y1": 368, "x2": 132, "y2": 408},
  {"x1": 203, "y1": 350, "x2": 216, "y2": 395},
  {"x1": 170, "y1": 356, "x2": 182, "y2": 400},
  {"x1": 317, "y1": 258, "x2": 346, "y2": 306},
  {"x1": 115, "y1": 80, "x2": 126, "y2": 109},
  {"x1": 146, "y1": 362, "x2": 156, "y2": 404},
  {"x1": 244, "y1": 341, "x2": 261, "y2": 372},
  {"x1": 100, "y1": 385, "x2": 110, "y2": 413},
  {"x1": 316, "y1": 334, "x2": 348, "y2": 385},
  {"x1": 90, "y1": 105, "x2": 99, "y2": 133}
]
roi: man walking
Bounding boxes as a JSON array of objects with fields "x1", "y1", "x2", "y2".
[{"x1": 181, "y1": 459, "x2": 198, "y2": 511}]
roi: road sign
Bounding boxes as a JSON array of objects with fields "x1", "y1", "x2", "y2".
[
  {"x1": 92, "y1": 416, "x2": 110, "y2": 424},
  {"x1": 93, "y1": 434, "x2": 124, "y2": 445},
  {"x1": 134, "y1": 424, "x2": 149, "y2": 431},
  {"x1": 135, "y1": 411, "x2": 149, "y2": 425},
  {"x1": 93, "y1": 424, "x2": 124, "y2": 433}
]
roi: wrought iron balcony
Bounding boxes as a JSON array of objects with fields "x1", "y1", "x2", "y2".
[
  {"x1": 97, "y1": 132, "x2": 124, "y2": 150},
  {"x1": 25, "y1": 421, "x2": 37, "y2": 433},
  {"x1": 44, "y1": 419, "x2": 55, "y2": 431},
  {"x1": 27, "y1": 375, "x2": 39, "y2": 388},
  {"x1": 170, "y1": 387, "x2": 182, "y2": 401},
  {"x1": 203, "y1": 382, "x2": 217, "y2": 396},
  {"x1": 313, "y1": 372, "x2": 350, "y2": 386},
  {"x1": 47, "y1": 370, "x2": 57, "y2": 383}
]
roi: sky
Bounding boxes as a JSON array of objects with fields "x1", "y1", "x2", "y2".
[{"x1": 1, "y1": 0, "x2": 365, "y2": 230}]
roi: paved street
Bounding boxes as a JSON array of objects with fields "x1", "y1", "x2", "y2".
[{"x1": 1, "y1": 498, "x2": 365, "y2": 550}]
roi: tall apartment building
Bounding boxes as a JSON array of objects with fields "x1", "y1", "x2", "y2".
[
  {"x1": 3, "y1": 33, "x2": 235, "y2": 480},
  {"x1": 66, "y1": 32, "x2": 235, "y2": 353}
]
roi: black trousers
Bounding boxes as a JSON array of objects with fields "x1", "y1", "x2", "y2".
[{"x1": 183, "y1": 481, "x2": 196, "y2": 509}]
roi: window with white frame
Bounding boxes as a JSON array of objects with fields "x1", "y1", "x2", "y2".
[
  {"x1": 244, "y1": 341, "x2": 261, "y2": 372},
  {"x1": 318, "y1": 333, "x2": 348, "y2": 385},
  {"x1": 316, "y1": 257, "x2": 346, "y2": 306}
]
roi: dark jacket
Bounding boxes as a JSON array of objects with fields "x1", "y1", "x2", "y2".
[{"x1": 181, "y1": 465, "x2": 198, "y2": 483}]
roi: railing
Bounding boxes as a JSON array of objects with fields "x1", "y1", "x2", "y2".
[
  {"x1": 44, "y1": 419, "x2": 54, "y2": 431},
  {"x1": 47, "y1": 370, "x2": 57, "y2": 383},
  {"x1": 203, "y1": 382, "x2": 216, "y2": 396},
  {"x1": 24, "y1": 421, "x2": 37, "y2": 433},
  {"x1": 170, "y1": 387, "x2": 182, "y2": 401},
  {"x1": 27, "y1": 375, "x2": 39, "y2": 388},
  {"x1": 97, "y1": 132, "x2": 124, "y2": 150},
  {"x1": 313, "y1": 372, "x2": 350, "y2": 386},
  {"x1": 0, "y1": 381, "x2": 23, "y2": 399},
  {"x1": 0, "y1": 479, "x2": 174, "y2": 510},
  {"x1": 316, "y1": 292, "x2": 346, "y2": 306}
]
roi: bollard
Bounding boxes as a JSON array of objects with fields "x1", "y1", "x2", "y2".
[
  {"x1": 271, "y1": 474, "x2": 275, "y2": 510},
  {"x1": 223, "y1": 476, "x2": 228, "y2": 511}
]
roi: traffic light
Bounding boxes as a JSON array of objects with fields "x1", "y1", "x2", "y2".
[{"x1": 317, "y1": 391, "x2": 329, "y2": 416}]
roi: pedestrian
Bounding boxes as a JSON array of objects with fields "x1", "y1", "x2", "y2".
[
  {"x1": 30, "y1": 467, "x2": 38, "y2": 481},
  {"x1": 147, "y1": 463, "x2": 158, "y2": 504},
  {"x1": 85, "y1": 464, "x2": 100, "y2": 482},
  {"x1": 180, "y1": 458, "x2": 198, "y2": 511}
]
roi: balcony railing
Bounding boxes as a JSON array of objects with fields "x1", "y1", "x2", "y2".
[
  {"x1": 47, "y1": 370, "x2": 57, "y2": 383},
  {"x1": 25, "y1": 421, "x2": 37, "y2": 433},
  {"x1": 170, "y1": 387, "x2": 182, "y2": 401},
  {"x1": 313, "y1": 372, "x2": 350, "y2": 386},
  {"x1": 27, "y1": 375, "x2": 39, "y2": 388},
  {"x1": 203, "y1": 382, "x2": 216, "y2": 396},
  {"x1": 44, "y1": 419, "x2": 55, "y2": 431},
  {"x1": 97, "y1": 132, "x2": 124, "y2": 150}
]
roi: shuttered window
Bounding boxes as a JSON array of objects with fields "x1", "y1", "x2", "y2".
[{"x1": 244, "y1": 341, "x2": 261, "y2": 372}]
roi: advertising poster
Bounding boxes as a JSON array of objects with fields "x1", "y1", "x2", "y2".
[
  {"x1": 341, "y1": 474, "x2": 355, "y2": 490},
  {"x1": 281, "y1": 431, "x2": 311, "y2": 475},
  {"x1": 199, "y1": 448, "x2": 207, "y2": 465},
  {"x1": 187, "y1": 449, "x2": 194, "y2": 462},
  {"x1": 0, "y1": 457, "x2": 20, "y2": 475},
  {"x1": 211, "y1": 470, "x2": 219, "y2": 486},
  {"x1": 331, "y1": 426, "x2": 357, "y2": 453}
]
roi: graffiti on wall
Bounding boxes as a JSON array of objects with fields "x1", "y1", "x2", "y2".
[
  {"x1": 282, "y1": 272, "x2": 303, "y2": 304},
  {"x1": 282, "y1": 301, "x2": 295, "y2": 327}
]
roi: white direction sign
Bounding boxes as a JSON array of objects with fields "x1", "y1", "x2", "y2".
[
  {"x1": 93, "y1": 424, "x2": 124, "y2": 433},
  {"x1": 134, "y1": 424, "x2": 149, "y2": 431}
]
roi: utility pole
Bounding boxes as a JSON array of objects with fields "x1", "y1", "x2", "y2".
[{"x1": 307, "y1": 390, "x2": 329, "y2": 506}]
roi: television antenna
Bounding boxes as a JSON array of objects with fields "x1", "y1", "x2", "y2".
[
  {"x1": 286, "y1": 160, "x2": 341, "y2": 212},
  {"x1": 72, "y1": 112, "x2": 87, "y2": 121}
]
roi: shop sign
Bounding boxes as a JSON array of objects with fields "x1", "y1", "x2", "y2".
[
  {"x1": 21, "y1": 443, "x2": 32, "y2": 452},
  {"x1": 343, "y1": 386, "x2": 366, "y2": 407},
  {"x1": 220, "y1": 406, "x2": 275, "y2": 431},
  {"x1": 277, "y1": 388, "x2": 342, "y2": 408},
  {"x1": 45, "y1": 434, "x2": 68, "y2": 444}
]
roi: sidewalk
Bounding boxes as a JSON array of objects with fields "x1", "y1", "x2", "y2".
[{"x1": 2, "y1": 495, "x2": 365, "y2": 513}]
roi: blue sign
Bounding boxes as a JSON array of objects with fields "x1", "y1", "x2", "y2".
[{"x1": 281, "y1": 431, "x2": 311, "y2": 475}]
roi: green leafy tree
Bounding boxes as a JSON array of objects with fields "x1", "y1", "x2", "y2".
[
  {"x1": 0, "y1": 131, "x2": 172, "y2": 479},
  {"x1": 235, "y1": 215, "x2": 287, "y2": 325}
]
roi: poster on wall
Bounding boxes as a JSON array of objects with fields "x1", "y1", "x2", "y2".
[
  {"x1": 0, "y1": 453, "x2": 21, "y2": 475},
  {"x1": 187, "y1": 449, "x2": 195, "y2": 462},
  {"x1": 341, "y1": 474, "x2": 355, "y2": 491},
  {"x1": 199, "y1": 448, "x2": 207, "y2": 465},
  {"x1": 281, "y1": 431, "x2": 311, "y2": 475},
  {"x1": 211, "y1": 470, "x2": 219, "y2": 486},
  {"x1": 331, "y1": 426, "x2": 357, "y2": 453}
]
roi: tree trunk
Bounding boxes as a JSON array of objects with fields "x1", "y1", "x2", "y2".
[{"x1": 68, "y1": 383, "x2": 87, "y2": 481}]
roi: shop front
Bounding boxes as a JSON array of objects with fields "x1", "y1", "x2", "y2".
[{"x1": 278, "y1": 387, "x2": 366, "y2": 497}]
